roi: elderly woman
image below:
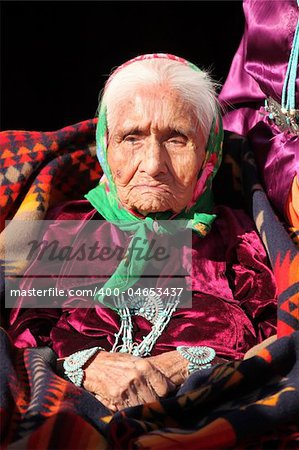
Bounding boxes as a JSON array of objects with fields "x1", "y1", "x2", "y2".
[{"x1": 7, "y1": 53, "x2": 277, "y2": 413}]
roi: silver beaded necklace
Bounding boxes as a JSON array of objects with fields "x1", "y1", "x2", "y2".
[{"x1": 111, "y1": 293, "x2": 181, "y2": 356}]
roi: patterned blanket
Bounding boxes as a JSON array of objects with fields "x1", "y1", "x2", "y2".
[{"x1": 0, "y1": 121, "x2": 298, "y2": 449}]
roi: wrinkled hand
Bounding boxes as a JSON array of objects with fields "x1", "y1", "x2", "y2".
[
  {"x1": 148, "y1": 351, "x2": 227, "y2": 385},
  {"x1": 83, "y1": 351, "x2": 176, "y2": 412}
]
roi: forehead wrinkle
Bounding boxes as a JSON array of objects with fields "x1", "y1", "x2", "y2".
[
  {"x1": 134, "y1": 92, "x2": 193, "y2": 132},
  {"x1": 110, "y1": 88, "x2": 200, "y2": 138},
  {"x1": 122, "y1": 107, "x2": 198, "y2": 136}
]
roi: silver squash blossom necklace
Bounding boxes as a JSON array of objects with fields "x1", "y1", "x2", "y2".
[{"x1": 111, "y1": 292, "x2": 181, "y2": 356}]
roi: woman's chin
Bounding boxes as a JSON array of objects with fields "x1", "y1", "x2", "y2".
[
  {"x1": 121, "y1": 192, "x2": 187, "y2": 215},
  {"x1": 136, "y1": 205, "x2": 170, "y2": 215},
  {"x1": 131, "y1": 199, "x2": 172, "y2": 215}
]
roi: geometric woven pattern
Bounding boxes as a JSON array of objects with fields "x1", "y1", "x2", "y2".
[
  {"x1": 274, "y1": 252, "x2": 299, "y2": 337},
  {"x1": 0, "y1": 119, "x2": 101, "y2": 231},
  {"x1": 1, "y1": 328, "x2": 299, "y2": 450}
]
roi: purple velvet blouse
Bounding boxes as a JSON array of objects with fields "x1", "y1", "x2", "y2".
[
  {"x1": 219, "y1": 0, "x2": 299, "y2": 219},
  {"x1": 8, "y1": 200, "x2": 277, "y2": 360}
]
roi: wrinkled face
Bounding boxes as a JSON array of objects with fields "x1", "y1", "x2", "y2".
[{"x1": 107, "y1": 86, "x2": 205, "y2": 215}]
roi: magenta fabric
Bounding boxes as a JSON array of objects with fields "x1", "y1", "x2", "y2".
[
  {"x1": 219, "y1": 0, "x2": 299, "y2": 219},
  {"x1": 8, "y1": 200, "x2": 277, "y2": 360}
]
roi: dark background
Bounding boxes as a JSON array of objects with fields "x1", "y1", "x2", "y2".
[{"x1": 1, "y1": 1, "x2": 245, "y2": 131}]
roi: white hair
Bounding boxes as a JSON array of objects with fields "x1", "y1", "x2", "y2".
[{"x1": 99, "y1": 58, "x2": 220, "y2": 145}]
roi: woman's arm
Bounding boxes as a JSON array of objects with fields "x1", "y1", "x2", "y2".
[{"x1": 148, "y1": 351, "x2": 228, "y2": 384}]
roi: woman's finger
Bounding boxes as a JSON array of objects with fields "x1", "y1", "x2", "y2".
[
  {"x1": 146, "y1": 363, "x2": 176, "y2": 397},
  {"x1": 130, "y1": 375, "x2": 159, "y2": 404}
]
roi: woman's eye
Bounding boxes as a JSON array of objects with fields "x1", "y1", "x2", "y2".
[
  {"x1": 123, "y1": 135, "x2": 141, "y2": 143},
  {"x1": 167, "y1": 138, "x2": 186, "y2": 145}
]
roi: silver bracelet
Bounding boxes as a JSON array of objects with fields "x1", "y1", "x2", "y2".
[
  {"x1": 63, "y1": 346, "x2": 104, "y2": 387},
  {"x1": 177, "y1": 345, "x2": 216, "y2": 374}
]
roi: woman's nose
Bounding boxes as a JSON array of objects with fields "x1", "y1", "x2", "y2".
[{"x1": 139, "y1": 137, "x2": 167, "y2": 177}]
